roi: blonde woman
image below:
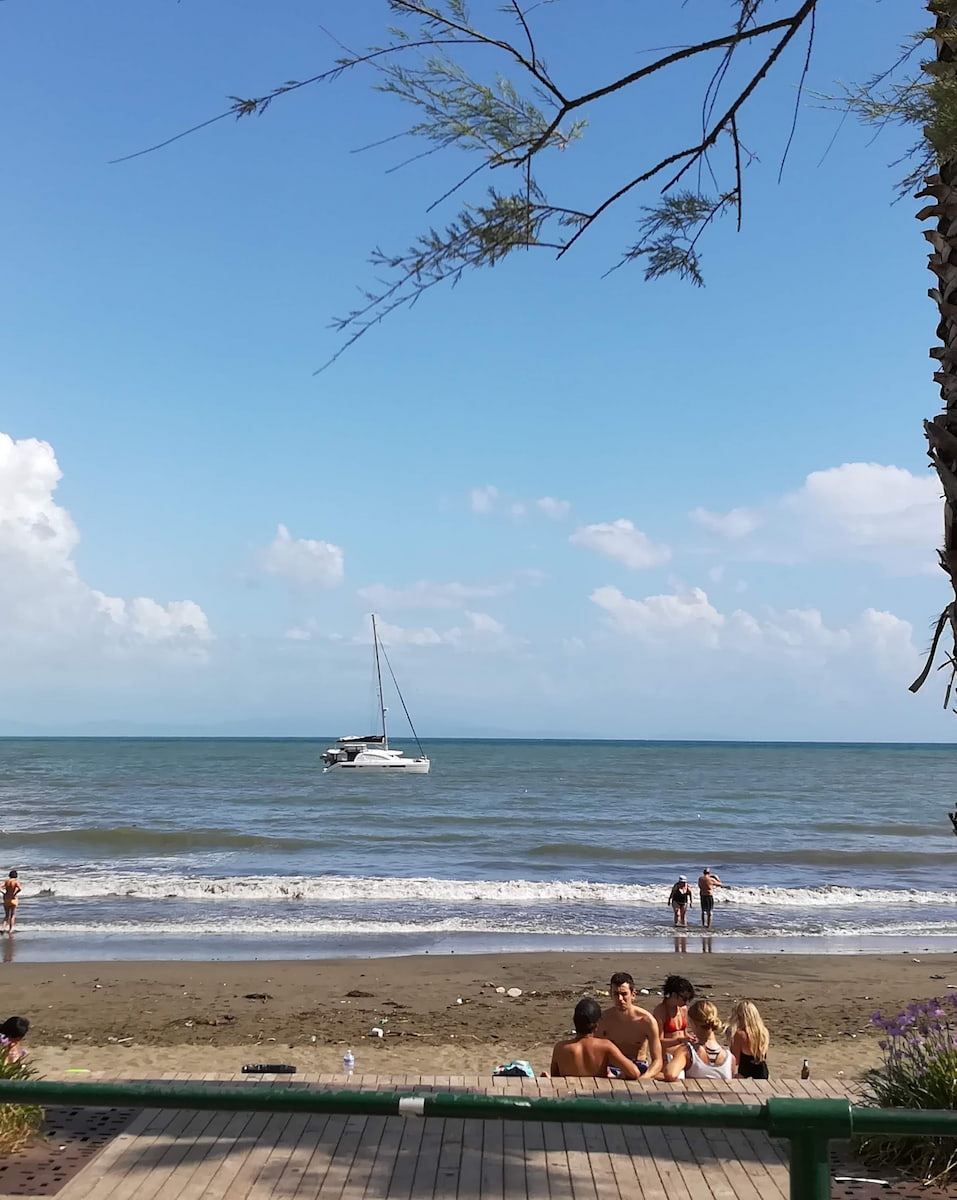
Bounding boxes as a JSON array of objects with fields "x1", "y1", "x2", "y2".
[
  {"x1": 662, "y1": 999, "x2": 734, "y2": 1081},
  {"x1": 726, "y1": 999, "x2": 770, "y2": 1080}
]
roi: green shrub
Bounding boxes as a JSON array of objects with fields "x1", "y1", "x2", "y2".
[
  {"x1": 0, "y1": 1044, "x2": 42, "y2": 1158},
  {"x1": 855, "y1": 995, "x2": 957, "y2": 1186}
]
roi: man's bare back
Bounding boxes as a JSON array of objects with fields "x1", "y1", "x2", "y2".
[{"x1": 550, "y1": 1034, "x2": 640, "y2": 1079}]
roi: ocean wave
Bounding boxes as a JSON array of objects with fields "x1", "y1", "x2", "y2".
[
  {"x1": 6, "y1": 827, "x2": 324, "y2": 853},
  {"x1": 17, "y1": 914, "x2": 957, "y2": 940},
  {"x1": 26, "y1": 872, "x2": 957, "y2": 907},
  {"x1": 530, "y1": 844, "x2": 957, "y2": 866}
]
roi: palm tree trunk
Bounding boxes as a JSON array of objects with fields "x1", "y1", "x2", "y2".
[{"x1": 911, "y1": 1, "x2": 957, "y2": 704}]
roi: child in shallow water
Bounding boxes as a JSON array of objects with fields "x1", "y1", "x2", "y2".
[
  {"x1": 0, "y1": 1016, "x2": 29, "y2": 1063},
  {"x1": 726, "y1": 999, "x2": 770, "y2": 1079}
]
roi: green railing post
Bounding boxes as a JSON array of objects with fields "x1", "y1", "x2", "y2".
[
  {"x1": 787, "y1": 1130, "x2": 832, "y2": 1200},
  {"x1": 766, "y1": 1098, "x2": 853, "y2": 1200}
]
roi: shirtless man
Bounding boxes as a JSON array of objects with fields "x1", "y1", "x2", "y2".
[
  {"x1": 549, "y1": 998, "x2": 641, "y2": 1080},
  {"x1": 596, "y1": 972, "x2": 663, "y2": 1079},
  {"x1": 697, "y1": 867, "x2": 724, "y2": 929}
]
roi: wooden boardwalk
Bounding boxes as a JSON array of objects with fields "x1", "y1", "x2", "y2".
[{"x1": 39, "y1": 1073, "x2": 855, "y2": 1200}]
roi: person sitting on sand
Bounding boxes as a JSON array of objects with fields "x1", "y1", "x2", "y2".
[
  {"x1": 653, "y1": 975, "x2": 696, "y2": 1053},
  {"x1": 596, "y1": 972, "x2": 663, "y2": 1079},
  {"x1": 1, "y1": 871, "x2": 22, "y2": 934},
  {"x1": 663, "y1": 1000, "x2": 735, "y2": 1081},
  {"x1": 549, "y1": 998, "x2": 641, "y2": 1080},
  {"x1": 0, "y1": 1016, "x2": 29, "y2": 1063},
  {"x1": 668, "y1": 876, "x2": 693, "y2": 928},
  {"x1": 726, "y1": 999, "x2": 770, "y2": 1079}
]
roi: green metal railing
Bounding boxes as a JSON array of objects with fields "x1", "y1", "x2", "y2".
[{"x1": 0, "y1": 1079, "x2": 954, "y2": 1200}]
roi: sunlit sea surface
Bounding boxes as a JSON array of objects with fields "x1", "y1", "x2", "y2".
[{"x1": 0, "y1": 737, "x2": 954, "y2": 961}]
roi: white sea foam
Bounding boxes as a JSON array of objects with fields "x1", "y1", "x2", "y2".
[{"x1": 29, "y1": 872, "x2": 956, "y2": 907}]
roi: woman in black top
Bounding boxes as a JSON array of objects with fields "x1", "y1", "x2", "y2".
[{"x1": 668, "y1": 876, "x2": 693, "y2": 928}]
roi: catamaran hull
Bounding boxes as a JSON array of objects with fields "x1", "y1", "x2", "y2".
[{"x1": 325, "y1": 759, "x2": 430, "y2": 774}]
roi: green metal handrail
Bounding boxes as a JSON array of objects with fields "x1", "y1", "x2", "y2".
[{"x1": 0, "y1": 1079, "x2": 953, "y2": 1200}]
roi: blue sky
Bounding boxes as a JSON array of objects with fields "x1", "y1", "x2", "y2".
[{"x1": 1, "y1": 0, "x2": 953, "y2": 740}]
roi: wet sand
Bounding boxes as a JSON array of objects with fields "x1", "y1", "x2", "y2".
[{"x1": 9, "y1": 950, "x2": 956, "y2": 1080}]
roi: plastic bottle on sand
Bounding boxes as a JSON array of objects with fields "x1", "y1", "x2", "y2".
[{"x1": 343, "y1": 1050, "x2": 355, "y2": 1077}]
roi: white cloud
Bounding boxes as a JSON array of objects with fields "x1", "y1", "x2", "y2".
[
  {"x1": 570, "y1": 519, "x2": 671, "y2": 569},
  {"x1": 690, "y1": 506, "x2": 762, "y2": 539},
  {"x1": 469, "y1": 485, "x2": 499, "y2": 514},
  {"x1": 371, "y1": 611, "x2": 512, "y2": 650},
  {"x1": 589, "y1": 581, "x2": 918, "y2": 673},
  {"x1": 256, "y1": 524, "x2": 344, "y2": 588},
  {"x1": 691, "y1": 462, "x2": 940, "y2": 574},
  {"x1": 591, "y1": 585, "x2": 724, "y2": 645},
  {"x1": 536, "y1": 496, "x2": 571, "y2": 520},
  {"x1": 464, "y1": 610, "x2": 505, "y2": 635},
  {"x1": 356, "y1": 579, "x2": 517, "y2": 610},
  {"x1": 0, "y1": 431, "x2": 212, "y2": 657},
  {"x1": 469, "y1": 485, "x2": 572, "y2": 521}
]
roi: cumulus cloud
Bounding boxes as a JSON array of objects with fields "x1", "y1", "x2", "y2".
[
  {"x1": 256, "y1": 524, "x2": 344, "y2": 588},
  {"x1": 357, "y1": 579, "x2": 514, "y2": 610},
  {"x1": 371, "y1": 611, "x2": 511, "y2": 650},
  {"x1": 590, "y1": 581, "x2": 918, "y2": 672},
  {"x1": 690, "y1": 506, "x2": 762, "y2": 539},
  {"x1": 691, "y1": 462, "x2": 940, "y2": 573},
  {"x1": 591, "y1": 585, "x2": 724, "y2": 645},
  {"x1": 469, "y1": 485, "x2": 499, "y2": 514},
  {"x1": 0, "y1": 431, "x2": 212, "y2": 656},
  {"x1": 469, "y1": 485, "x2": 571, "y2": 521},
  {"x1": 535, "y1": 496, "x2": 571, "y2": 520},
  {"x1": 569, "y1": 519, "x2": 671, "y2": 569}
]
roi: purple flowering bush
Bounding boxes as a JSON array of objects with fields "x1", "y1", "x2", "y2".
[
  {"x1": 855, "y1": 995, "x2": 957, "y2": 1184},
  {"x1": 0, "y1": 1038, "x2": 40, "y2": 1157}
]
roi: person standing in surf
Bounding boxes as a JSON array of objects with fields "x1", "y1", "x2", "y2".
[
  {"x1": 697, "y1": 868, "x2": 724, "y2": 929},
  {"x1": 1, "y1": 871, "x2": 21, "y2": 934},
  {"x1": 668, "y1": 875, "x2": 693, "y2": 928}
]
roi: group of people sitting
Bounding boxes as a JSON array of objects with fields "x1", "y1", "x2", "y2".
[{"x1": 549, "y1": 973, "x2": 769, "y2": 1082}]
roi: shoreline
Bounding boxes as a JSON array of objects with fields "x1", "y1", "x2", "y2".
[
  {"x1": 3, "y1": 930, "x2": 957, "y2": 964},
  {"x1": 8, "y1": 949, "x2": 957, "y2": 1082}
]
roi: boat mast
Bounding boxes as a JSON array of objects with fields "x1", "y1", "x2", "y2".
[{"x1": 371, "y1": 614, "x2": 388, "y2": 747}]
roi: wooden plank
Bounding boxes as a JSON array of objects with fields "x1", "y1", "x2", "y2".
[
  {"x1": 542, "y1": 1119, "x2": 574, "y2": 1200},
  {"x1": 581, "y1": 1120, "x2": 637, "y2": 1200},
  {"x1": 432, "y1": 1116, "x2": 464, "y2": 1198},
  {"x1": 56, "y1": 1107, "x2": 183, "y2": 1200},
  {"x1": 456, "y1": 1118, "x2": 485, "y2": 1200},
  {"x1": 352, "y1": 1114, "x2": 404, "y2": 1199},
  {"x1": 500, "y1": 1109, "x2": 528, "y2": 1199},
  {"x1": 381, "y1": 1115, "x2": 427, "y2": 1199},
  {"x1": 84, "y1": 1105, "x2": 217, "y2": 1200},
  {"x1": 559, "y1": 1122, "x2": 599, "y2": 1200},
  {"x1": 477, "y1": 1118, "x2": 503, "y2": 1200},
  {"x1": 305, "y1": 1113, "x2": 367, "y2": 1198},
  {"x1": 629, "y1": 1125, "x2": 693, "y2": 1200},
  {"x1": 243, "y1": 1111, "x2": 317, "y2": 1200},
  {"x1": 148, "y1": 1108, "x2": 258, "y2": 1200},
  {"x1": 332, "y1": 1114, "x2": 389, "y2": 1199}
]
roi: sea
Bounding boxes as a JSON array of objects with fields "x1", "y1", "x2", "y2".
[{"x1": 0, "y1": 737, "x2": 954, "y2": 963}]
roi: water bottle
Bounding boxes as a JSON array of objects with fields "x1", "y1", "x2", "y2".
[{"x1": 342, "y1": 1049, "x2": 355, "y2": 1077}]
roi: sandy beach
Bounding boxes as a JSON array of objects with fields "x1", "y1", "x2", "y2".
[{"x1": 6, "y1": 949, "x2": 954, "y2": 1081}]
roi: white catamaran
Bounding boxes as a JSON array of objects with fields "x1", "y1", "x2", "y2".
[{"x1": 320, "y1": 616, "x2": 431, "y2": 773}]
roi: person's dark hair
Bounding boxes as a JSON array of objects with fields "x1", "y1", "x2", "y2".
[
  {"x1": 573, "y1": 998, "x2": 602, "y2": 1036},
  {"x1": 0, "y1": 1016, "x2": 28, "y2": 1041},
  {"x1": 609, "y1": 972, "x2": 635, "y2": 992},
  {"x1": 663, "y1": 975, "x2": 695, "y2": 1002},
  {"x1": 7, "y1": 871, "x2": 16, "y2": 880}
]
